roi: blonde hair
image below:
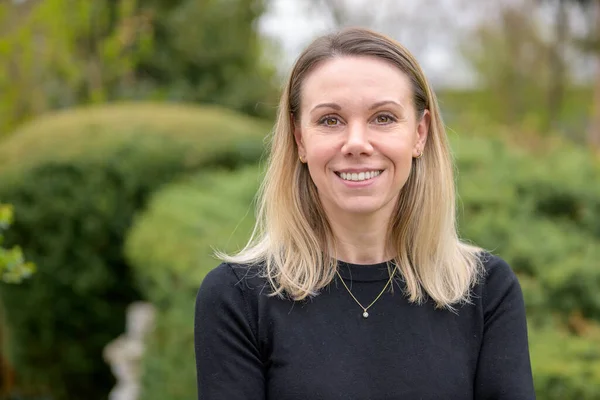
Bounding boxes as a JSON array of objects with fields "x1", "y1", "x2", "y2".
[{"x1": 217, "y1": 27, "x2": 484, "y2": 309}]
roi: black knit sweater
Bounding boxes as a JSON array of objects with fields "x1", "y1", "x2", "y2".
[{"x1": 194, "y1": 253, "x2": 535, "y2": 399}]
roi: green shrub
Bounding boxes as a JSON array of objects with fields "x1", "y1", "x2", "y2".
[
  {"x1": 453, "y1": 134, "x2": 600, "y2": 397},
  {"x1": 0, "y1": 102, "x2": 269, "y2": 177},
  {"x1": 453, "y1": 135, "x2": 600, "y2": 324},
  {"x1": 124, "y1": 166, "x2": 260, "y2": 400},
  {"x1": 0, "y1": 103, "x2": 268, "y2": 400},
  {"x1": 529, "y1": 327, "x2": 600, "y2": 399},
  {"x1": 125, "y1": 166, "x2": 260, "y2": 303}
]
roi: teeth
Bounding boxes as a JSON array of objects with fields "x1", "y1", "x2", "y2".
[{"x1": 339, "y1": 170, "x2": 381, "y2": 182}]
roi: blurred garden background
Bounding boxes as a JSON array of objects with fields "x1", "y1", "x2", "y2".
[{"x1": 0, "y1": 0, "x2": 599, "y2": 399}]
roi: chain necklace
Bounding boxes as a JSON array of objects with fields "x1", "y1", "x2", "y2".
[{"x1": 335, "y1": 263, "x2": 398, "y2": 319}]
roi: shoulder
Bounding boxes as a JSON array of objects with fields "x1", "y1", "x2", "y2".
[
  {"x1": 479, "y1": 252, "x2": 519, "y2": 289},
  {"x1": 476, "y1": 252, "x2": 524, "y2": 314},
  {"x1": 194, "y1": 263, "x2": 266, "y2": 353},
  {"x1": 196, "y1": 261, "x2": 268, "y2": 304}
]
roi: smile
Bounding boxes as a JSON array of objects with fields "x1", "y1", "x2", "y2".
[{"x1": 334, "y1": 170, "x2": 383, "y2": 182}]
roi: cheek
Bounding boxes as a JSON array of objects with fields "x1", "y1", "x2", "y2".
[
  {"x1": 397, "y1": 157, "x2": 414, "y2": 181},
  {"x1": 305, "y1": 138, "x2": 339, "y2": 166},
  {"x1": 382, "y1": 137, "x2": 413, "y2": 160},
  {"x1": 386, "y1": 142, "x2": 415, "y2": 179}
]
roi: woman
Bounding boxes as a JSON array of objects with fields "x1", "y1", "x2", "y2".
[{"x1": 194, "y1": 27, "x2": 535, "y2": 399}]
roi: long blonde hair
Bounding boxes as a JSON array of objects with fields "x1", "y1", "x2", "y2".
[{"x1": 217, "y1": 27, "x2": 483, "y2": 309}]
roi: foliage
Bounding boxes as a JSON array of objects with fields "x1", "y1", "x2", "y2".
[
  {"x1": 0, "y1": 102, "x2": 269, "y2": 176},
  {"x1": 0, "y1": 0, "x2": 278, "y2": 136},
  {"x1": 0, "y1": 0, "x2": 153, "y2": 136},
  {"x1": 460, "y1": 6, "x2": 556, "y2": 130},
  {"x1": 437, "y1": 88, "x2": 593, "y2": 143},
  {"x1": 0, "y1": 103, "x2": 268, "y2": 400},
  {"x1": 124, "y1": 166, "x2": 260, "y2": 400},
  {"x1": 134, "y1": 0, "x2": 278, "y2": 119},
  {"x1": 452, "y1": 133, "x2": 600, "y2": 398},
  {"x1": 529, "y1": 326, "x2": 600, "y2": 399},
  {"x1": 125, "y1": 167, "x2": 260, "y2": 304},
  {"x1": 460, "y1": 0, "x2": 600, "y2": 147},
  {"x1": 453, "y1": 134, "x2": 600, "y2": 324},
  {"x1": 0, "y1": 204, "x2": 35, "y2": 284}
]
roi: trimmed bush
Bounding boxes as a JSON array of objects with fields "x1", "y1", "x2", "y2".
[
  {"x1": 124, "y1": 166, "x2": 261, "y2": 400},
  {"x1": 125, "y1": 167, "x2": 260, "y2": 303},
  {"x1": 0, "y1": 103, "x2": 268, "y2": 400},
  {"x1": 0, "y1": 102, "x2": 269, "y2": 176}
]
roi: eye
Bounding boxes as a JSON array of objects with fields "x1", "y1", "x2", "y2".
[
  {"x1": 374, "y1": 114, "x2": 396, "y2": 124},
  {"x1": 318, "y1": 115, "x2": 341, "y2": 127}
]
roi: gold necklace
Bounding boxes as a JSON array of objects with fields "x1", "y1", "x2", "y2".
[{"x1": 335, "y1": 263, "x2": 398, "y2": 319}]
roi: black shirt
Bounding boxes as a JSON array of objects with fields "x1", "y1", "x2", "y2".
[{"x1": 194, "y1": 253, "x2": 535, "y2": 399}]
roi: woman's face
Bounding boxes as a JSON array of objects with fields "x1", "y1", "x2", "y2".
[{"x1": 294, "y1": 56, "x2": 429, "y2": 222}]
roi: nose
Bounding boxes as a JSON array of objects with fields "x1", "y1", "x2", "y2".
[{"x1": 341, "y1": 121, "x2": 374, "y2": 157}]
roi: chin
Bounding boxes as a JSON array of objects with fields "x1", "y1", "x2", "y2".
[{"x1": 334, "y1": 199, "x2": 387, "y2": 216}]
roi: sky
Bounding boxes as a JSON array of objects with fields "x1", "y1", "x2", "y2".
[
  {"x1": 258, "y1": 0, "x2": 595, "y2": 88},
  {"x1": 257, "y1": 0, "x2": 476, "y2": 87}
]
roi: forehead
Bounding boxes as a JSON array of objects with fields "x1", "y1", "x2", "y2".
[{"x1": 300, "y1": 56, "x2": 412, "y2": 108}]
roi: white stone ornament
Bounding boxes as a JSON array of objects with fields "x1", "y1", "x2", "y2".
[{"x1": 103, "y1": 301, "x2": 156, "y2": 400}]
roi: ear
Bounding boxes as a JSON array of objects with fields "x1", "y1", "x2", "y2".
[
  {"x1": 413, "y1": 109, "x2": 430, "y2": 157},
  {"x1": 292, "y1": 113, "x2": 306, "y2": 158}
]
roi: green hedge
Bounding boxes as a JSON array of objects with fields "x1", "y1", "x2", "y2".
[
  {"x1": 0, "y1": 103, "x2": 268, "y2": 400},
  {"x1": 453, "y1": 135, "x2": 600, "y2": 397},
  {"x1": 124, "y1": 166, "x2": 261, "y2": 400},
  {"x1": 0, "y1": 102, "x2": 269, "y2": 177},
  {"x1": 125, "y1": 134, "x2": 600, "y2": 399},
  {"x1": 454, "y1": 135, "x2": 600, "y2": 324},
  {"x1": 529, "y1": 327, "x2": 600, "y2": 399}
]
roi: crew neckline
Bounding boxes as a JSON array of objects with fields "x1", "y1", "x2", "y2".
[{"x1": 336, "y1": 259, "x2": 397, "y2": 282}]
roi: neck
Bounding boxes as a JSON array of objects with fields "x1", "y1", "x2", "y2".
[{"x1": 327, "y1": 212, "x2": 394, "y2": 265}]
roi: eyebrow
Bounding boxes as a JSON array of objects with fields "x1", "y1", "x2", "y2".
[
  {"x1": 310, "y1": 103, "x2": 341, "y2": 112},
  {"x1": 310, "y1": 100, "x2": 404, "y2": 113},
  {"x1": 369, "y1": 100, "x2": 404, "y2": 110}
]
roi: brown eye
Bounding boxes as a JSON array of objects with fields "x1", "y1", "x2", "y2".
[
  {"x1": 320, "y1": 116, "x2": 340, "y2": 126},
  {"x1": 375, "y1": 115, "x2": 392, "y2": 124}
]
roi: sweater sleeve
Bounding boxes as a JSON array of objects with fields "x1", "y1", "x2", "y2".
[
  {"x1": 194, "y1": 263, "x2": 265, "y2": 400},
  {"x1": 473, "y1": 256, "x2": 536, "y2": 400}
]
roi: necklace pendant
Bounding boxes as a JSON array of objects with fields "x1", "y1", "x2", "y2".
[{"x1": 362, "y1": 311, "x2": 369, "y2": 318}]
